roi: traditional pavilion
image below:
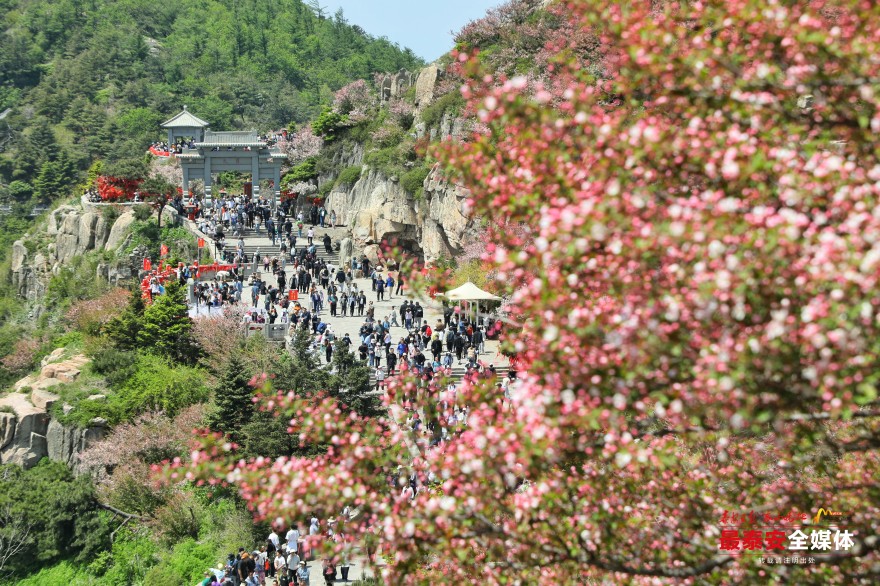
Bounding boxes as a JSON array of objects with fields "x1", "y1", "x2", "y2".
[{"x1": 160, "y1": 107, "x2": 287, "y2": 207}]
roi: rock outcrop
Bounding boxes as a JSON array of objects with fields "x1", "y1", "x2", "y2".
[
  {"x1": 414, "y1": 64, "x2": 441, "y2": 109},
  {"x1": 0, "y1": 351, "x2": 104, "y2": 470},
  {"x1": 0, "y1": 393, "x2": 50, "y2": 468},
  {"x1": 376, "y1": 69, "x2": 416, "y2": 103},
  {"x1": 326, "y1": 165, "x2": 476, "y2": 263},
  {"x1": 12, "y1": 204, "x2": 141, "y2": 301}
]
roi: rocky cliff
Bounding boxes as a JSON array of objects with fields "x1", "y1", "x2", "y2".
[
  {"x1": 325, "y1": 63, "x2": 479, "y2": 262},
  {"x1": 327, "y1": 164, "x2": 474, "y2": 262},
  {"x1": 10, "y1": 197, "x2": 167, "y2": 303}
]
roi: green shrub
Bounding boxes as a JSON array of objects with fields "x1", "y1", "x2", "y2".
[
  {"x1": 311, "y1": 107, "x2": 347, "y2": 141},
  {"x1": 143, "y1": 538, "x2": 216, "y2": 586},
  {"x1": 56, "y1": 353, "x2": 209, "y2": 426},
  {"x1": 90, "y1": 347, "x2": 138, "y2": 387},
  {"x1": 401, "y1": 165, "x2": 431, "y2": 198},
  {"x1": 335, "y1": 165, "x2": 362, "y2": 188},
  {"x1": 318, "y1": 182, "x2": 333, "y2": 198},
  {"x1": 138, "y1": 281, "x2": 200, "y2": 364},
  {"x1": 364, "y1": 139, "x2": 417, "y2": 177},
  {"x1": 109, "y1": 354, "x2": 209, "y2": 422},
  {"x1": 100, "y1": 204, "x2": 120, "y2": 224},
  {"x1": 0, "y1": 460, "x2": 112, "y2": 576},
  {"x1": 285, "y1": 157, "x2": 318, "y2": 182},
  {"x1": 132, "y1": 203, "x2": 153, "y2": 221},
  {"x1": 420, "y1": 91, "x2": 465, "y2": 129},
  {"x1": 99, "y1": 530, "x2": 158, "y2": 585},
  {"x1": 13, "y1": 560, "x2": 92, "y2": 586}
]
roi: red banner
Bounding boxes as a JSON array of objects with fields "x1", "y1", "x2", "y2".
[
  {"x1": 143, "y1": 258, "x2": 152, "y2": 271},
  {"x1": 288, "y1": 290, "x2": 299, "y2": 301},
  {"x1": 160, "y1": 244, "x2": 169, "y2": 257},
  {"x1": 197, "y1": 238, "x2": 205, "y2": 249}
]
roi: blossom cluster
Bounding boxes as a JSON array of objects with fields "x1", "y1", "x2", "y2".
[
  {"x1": 179, "y1": 1, "x2": 880, "y2": 583},
  {"x1": 277, "y1": 126, "x2": 323, "y2": 165},
  {"x1": 96, "y1": 176, "x2": 141, "y2": 201},
  {"x1": 332, "y1": 79, "x2": 376, "y2": 123}
]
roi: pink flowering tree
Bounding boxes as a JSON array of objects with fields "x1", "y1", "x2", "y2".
[
  {"x1": 178, "y1": 1, "x2": 880, "y2": 583},
  {"x1": 277, "y1": 125, "x2": 323, "y2": 165},
  {"x1": 332, "y1": 79, "x2": 377, "y2": 123},
  {"x1": 388, "y1": 98, "x2": 415, "y2": 128},
  {"x1": 150, "y1": 156, "x2": 182, "y2": 188}
]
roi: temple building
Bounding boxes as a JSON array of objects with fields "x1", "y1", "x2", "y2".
[{"x1": 160, "y1": 107, "x2": 287, "y2": 206}]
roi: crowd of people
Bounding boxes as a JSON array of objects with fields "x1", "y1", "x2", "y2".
[{"x1": 197, "y1": 514, "x2": 357, "y2": 586}]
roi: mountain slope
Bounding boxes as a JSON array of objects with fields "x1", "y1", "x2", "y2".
[{"x1": 0, "y1": 0, "x2": 423, "y2": 203}]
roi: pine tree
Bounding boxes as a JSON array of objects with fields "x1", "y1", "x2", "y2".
[
  {"x1": 103, "y1": 290, "x2": 146, "y2": 352},
  {"x1": 328, "y1": 339, "x2": 381, "y2": 417},
  {"x1": 207, "y1": 354, "x2": 255, "y2": 445},
  {"x1": 239, "y1": 408, "x2": 295, "y2": 459},
  {"x1": 272, "y1": 326, "x2": 330, "y2": 394},
  {"x1": 137, "y1": 281, "x2": 200, "y2": 364}
]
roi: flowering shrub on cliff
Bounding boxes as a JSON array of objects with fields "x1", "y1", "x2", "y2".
[
  {"x1": 178, "y1": 1, "x2": 880, "y2": 583},
  {"x1": 277, "y1": 126, "x2": 323, "y2": 165},
  {"x1": 64, "y1": 288, "x2": 130, "y2": 336},
  {"x1": 388, "y1": 98, "x2": 415, "y2": 128},
  {"x1": 332, "y1": 79, "x2": 376, "y2": 123}
]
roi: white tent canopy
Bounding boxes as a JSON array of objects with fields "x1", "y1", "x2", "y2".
[{"x1": 442, "y1": 281, "x2": 501, "y2": 302}]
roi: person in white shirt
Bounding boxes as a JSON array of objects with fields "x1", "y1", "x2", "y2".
[
  {"x1": 268, "y1": 530, "x2": 280, "y2": 550},
  {"x1": 286, "y1": 525, "x2": 300, "y2": 552},
  {"x1": 286, "y1": 550, "x2": 300, "y2": 579},
  {"x1": 273, "y1": 550, "x2": 286, "y2": 577}
]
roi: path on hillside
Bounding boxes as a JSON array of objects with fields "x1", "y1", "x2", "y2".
[
  {"x1": 186, "y1": 217, "x2": 510, "y2": 386},
  {"x1": 184, "y1": 214, "x2": 509, "y2": 582}
]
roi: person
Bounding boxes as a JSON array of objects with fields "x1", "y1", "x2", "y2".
[
  {"x1": 323, "y1": 233, "x2": 332, "y2": 254},
  {"x1": 245, "y1": 569, "x2": 260, "y2": 586},
  {"x1": 266, "y1": 529, "x2": 280, "y2": 551},
  {"x1": 385, "y1": 274, "x2": 395, "y2": 299},
  {"x1": 255, "y1": 548, "x2": 267, "y2": 585},
  {"x1": 274, "y1": 550, "x2": 287, "y2": 582},
  {"x1": 330, "y1": 209, "x2": 337, "y2": 228},
  {"x1": 297, "y1": 561, "x2": 310, "y2": 586},
  {"x1": 474, "y1": 326, "x2": 485, "y2": 354},
  {"x1": 467, "y1": 344, "x2": 478, "y2": 368},
  {"x1": 307, "y1": 227, "x2": 314, "y2": 245},
  {"x1": 238, "y1": 552, "x2": 256, "y2": 584},
  {"x1": 324, "y1": 338, "x2": 333, "y2": 363},
  {"x1": 387, "y1": 351, "x2": 397, "y2": 376},
  {"x1": 322, "y1": 559, "x2": 336, "y2": 585},
  {"x1": 287, "y1": 549, "x2": 301, "y2": 583},
  {"x1": 431, "y1": 335, "x2": 443, "y2": 363},
  {"x1": 375, "y1": 366, "x2": 386, "y2": 392}
]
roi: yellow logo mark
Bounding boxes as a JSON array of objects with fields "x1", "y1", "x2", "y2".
[{"x1": 813, "y1": 508, "x2": 844, "y2": 523}]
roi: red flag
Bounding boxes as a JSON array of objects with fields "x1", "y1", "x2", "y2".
[
  {"x1": 160, "y1": 244, "x2": 169, "y2": 257},
  {"x1": 288, "y1": 289, "x2": 298, "y2": 301},
  {"x1": 197, "y1": 238, "x2": 205, "y2": 249},
  {"x1": 143, "y1": 257, "x2": 152, "y2": 271}
]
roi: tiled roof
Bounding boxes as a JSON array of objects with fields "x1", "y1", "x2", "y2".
[{"x1": 161, "y1": 107, "x2": 210, "y2": 128}]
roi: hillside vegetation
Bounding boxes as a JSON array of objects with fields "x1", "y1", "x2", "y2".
[{"x1": 0, "y1": 0, "x2": 422, "y2": 215}]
